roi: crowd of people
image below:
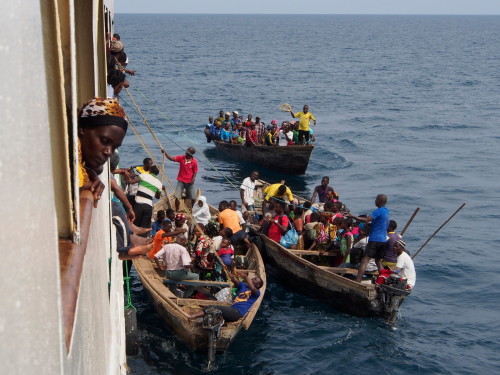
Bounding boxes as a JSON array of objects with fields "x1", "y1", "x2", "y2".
[
  {"x1": 204, "y1": 105, "x2": 317, "y2": 146},
  {"x1": 253, "y1": 176, "x2": 415, "y2": 289},
  {"x1": 106, "y1": 33, "x2": 136, "y2": 99}
]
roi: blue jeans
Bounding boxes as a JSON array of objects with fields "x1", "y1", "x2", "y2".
[{"x1": 165, "y1": 269, "x2": 199, "y2": 298}]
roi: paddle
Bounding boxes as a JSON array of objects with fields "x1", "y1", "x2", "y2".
[
  {"x1": 411, "y1": 203, "x2": 466, "y2": 259},
  {"x1": 401, "y1": 207, "x2": 420, "y2": 236}
]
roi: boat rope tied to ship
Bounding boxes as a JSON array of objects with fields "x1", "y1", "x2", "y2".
[
  {"x1": 202, "y1": 307, "x2": 225, "y2": 371},
  {"x1": 378, "y1": 274, "x2": 411, "y2": 325}
]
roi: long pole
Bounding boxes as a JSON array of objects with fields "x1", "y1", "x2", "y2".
[
  {"x1": 412, "y1": 203, "x2": 466, "y2": 259},
  {"x1": 401, "y1": 207, "x2": 420, "y2": 236}
]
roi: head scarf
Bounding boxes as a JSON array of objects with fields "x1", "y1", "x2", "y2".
[
  {"x1": 192, "y1": 196, "x2": 211, "y2": 226},
  {"x1": 110, "y1": 40, "x2": 124, "y2": 53},
  {"x1": 78, "y1": 97, "x2": 128, "y2": 132}
]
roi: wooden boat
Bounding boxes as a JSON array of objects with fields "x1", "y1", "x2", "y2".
[
  {"x1": 253, "y1": 231, "x2": 410, "y2": 323},
  {"x1": 251, "y1": 179, "x2": 409, "y2": 322},
  {"x1": 133, "y1": 243, "x2": 266, "y2": 351},
  {"x1": 212, "y1": 140, "x2": 314, "y2": 175}
]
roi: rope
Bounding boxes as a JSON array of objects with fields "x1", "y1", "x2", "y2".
[
  {"x1": 126, "y1": 86, "x2": 240, "y2": 190},
  {"x1": 124, "y1": 260, "x2": 136, "y2": 311}
]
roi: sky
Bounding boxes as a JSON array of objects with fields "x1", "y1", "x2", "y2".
[{"x1": 115, "y1": 0, "x2": 500, "y2": 15}]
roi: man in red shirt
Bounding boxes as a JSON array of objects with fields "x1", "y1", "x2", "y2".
[
  {"x1": 266, "y1": 199, "x2": 289, "y2": 243},
  {"x1": 161, "y1": 147, "x2": 198, "y2": 211}
]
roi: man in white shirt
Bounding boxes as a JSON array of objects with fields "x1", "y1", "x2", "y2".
[
  {"x1": 393, "y1": 240, "x2": 416, "y2": 289},
  {"x1": 240, "y1": 170, "x2": 259, "y2": 219},
  {"x1": 154, "y1": 234, "x2": 199, "y2": 297}
]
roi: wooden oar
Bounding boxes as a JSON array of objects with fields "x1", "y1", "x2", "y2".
[
  {"x1": 412, "y1": 203, "x2": 466, "y2": 259},
  {"x1": 401, "y1": 207, "x2": 420, "y2": 236}
]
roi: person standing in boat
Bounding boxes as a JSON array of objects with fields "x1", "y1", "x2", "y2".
[
  {"x1": 310, "y1": 176, "x2": 338, "y2": 204},
  {"x1": 290, "y1": 104, "x2": 316, "y2": 145},
  {"x1": 346, "y1": 194, "x2": 390, "y2": 283},
  {"x1": 133, "y1": 165, "x2": 164, "y2": 231},
  {"x1": 215, "y1": 110, "x2": 225, "y2": 125},
  {"x1": 161, "y1": 147, "x2": 198, "y2": 211},
  {"x1": 240, "y1": 170, "x2": 259, "y2": 217}
]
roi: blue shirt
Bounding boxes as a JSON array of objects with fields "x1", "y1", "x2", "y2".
[
  {"x1": 232, "y1": 282, "x2": 260, "y2": 316},
  {"x1": 368, "y1": 206, "x2": 389, "y2": 242},
  {"x1": 209, "y1": 124, "x2": 221, "y2": 137},
  {"x1": 221, "y1": 128, "x2": 231, "y2": 142}
]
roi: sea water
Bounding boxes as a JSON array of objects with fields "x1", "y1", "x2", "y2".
[{"x1": 116, "y1": 14, "x2": 500, "y2": 374}]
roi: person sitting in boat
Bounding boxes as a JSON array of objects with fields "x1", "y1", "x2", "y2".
[
  {"x1": 218, "y1": 200, "x2": 252, "y2": 248},
  {"x1": 303, "y1": 212, "x2": 321, "y2": 249},
  {"x1": 148, "y1": 218, "x2": 174, "y2": 260},
  {"x1": 193, "y1": 225, "x2": 215, "y2": 279},
  {"x1": 204, "y1": 116, "x2": 214, "y2": 143},
  {"x1": 229, "y1": 200, "x2": 246, "y2": 229},
  {"x1": 382, "y1": 220, "x2": 402, "y2": 269},
  {"x1": 218, "y1": 238, "x2": 234, "y2": 268},
  {"x1": 278, "y1": 122, "x2": 294, "y2": 146},
  {"x1": 392, "y1": 239, "x2": 416, "y2": 289},
  {"x1": 245, "y1": 122, "x2": 258, "y2": 146},
  {"x1": 150, "y1": 210, "x2": 166, "y2": 237},
  {"x1": 221, "y1": 122, "x2": 232, "y2": 143},
  {"x1": 310, "y1": 176, "x2": 337, "y2": 204},
  {"x1": 209, "y1": 120, "x2": 222, "y2": 141},
  {"x1": 192, "y1": 196, "x2": 211, "y2": 227},
  {"x1": 188, "y1": 268, "x2": 263, "y2": 322},
  {"x1": 265, "y1": 199, "x2": 289, "y2": 244},
  {"x1": 154, "y1": 234, "x2": 199, "y2": 298},
  {"x1": 231, "y1": 111, "x2": 241, "y2": 126},
  {"x1": 78, "y1": 97, "x2": 129, "y2": 206},
  {"x1": 263, "y1": 125, "x2": 275, "y2": 146},
  {"x1": 230, "y1": 124, "x2": 240, "y2": 144}
]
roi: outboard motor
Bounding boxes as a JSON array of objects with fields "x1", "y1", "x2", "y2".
[
  {"x1": 379, "y1": 273, "x2": 411, "y2": 325},
  {"x1": 202, "y1": 307, "x2": 224, "y2": 371}
]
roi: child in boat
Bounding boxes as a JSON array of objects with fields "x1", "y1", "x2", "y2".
[
  {"x1": 218, "y1": 238, "x2": 234, "y2": 267},
  {"x1": 148, "y1": 219, "x2": 173, "y2": 259},
  {"x1": 339, "y1": 218, "x2": 354, "y2": 264},
  {"x1": 193, "y1": 225, "x2": 215, "y2": 278}
]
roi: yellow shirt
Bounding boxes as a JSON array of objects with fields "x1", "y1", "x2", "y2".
[
  {"x1": 293, "y1": 111, "x2": 316, "y2": 131},
  {"x1": 264, "y1": 183, "x2": 294, "y2": 202}
]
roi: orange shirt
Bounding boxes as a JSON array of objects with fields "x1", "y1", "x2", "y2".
[
  {"x1": 148, "y1": 229, "x2": 172, "y2": 259},
  {"x1": 218, "y1": 209, "x2": 242, "y2": 233}
]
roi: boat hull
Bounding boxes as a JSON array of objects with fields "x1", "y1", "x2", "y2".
[
  {"x1": 212, "y1": 141, "x2": 314, "y2": 175},
  {"x1": 133, "y1": 243, "x2": 266, "y2": 352},
  {"x1": 256, "y1": 233, "x2": 384, "y2": 317}
]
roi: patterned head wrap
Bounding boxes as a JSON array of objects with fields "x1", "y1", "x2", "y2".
[
  {"x1": 78, "y1": 97, "x2": 128, "y2": 132},
  {"x1": 175, "y1": 213, "x2": 187, "y2": 221}
]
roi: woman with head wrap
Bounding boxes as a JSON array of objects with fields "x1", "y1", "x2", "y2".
[
  {"x1": 192, "y1": 196, "x2": 211, "y2": 226},
  {"x1": 78, "y1": 97, "x2": 128, "y2": 207}
]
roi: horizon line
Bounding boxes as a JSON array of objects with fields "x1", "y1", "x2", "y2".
[{"x1": 115, "y1": 12, "x2": 500, "y2": 16}]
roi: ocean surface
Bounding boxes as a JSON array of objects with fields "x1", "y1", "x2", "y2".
[{"x1": 115, "y1": 14, "x2": 500, "y2": 374}]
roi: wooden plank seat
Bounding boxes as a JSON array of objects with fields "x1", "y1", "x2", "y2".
[
  {"x1": 319, "y1": 266, "x2": 379, "y2": 275},
  {"x1": 177, "y1": 298, "x2": 231, "y2": 307},
  {"x1": 163, "y1": 279, "x2": 231, "y2": 288},
  {"x1": 288, "y1": 250, "x2": 339, "y2": 257}
]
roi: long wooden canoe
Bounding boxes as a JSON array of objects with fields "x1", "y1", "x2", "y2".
[
  {"x1": 254, "y1": 231, "x2": 409, "y2": 321},
  {"x1": 212, "y1": 140, "x2": 314, "y2": 175},
  {"x1": 133, "y1": 243, "x2": 266, "y2": 351}
]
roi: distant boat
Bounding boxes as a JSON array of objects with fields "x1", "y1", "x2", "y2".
[{"x1": 212, "y1": 140, "x2": 314, "y2": 175}]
